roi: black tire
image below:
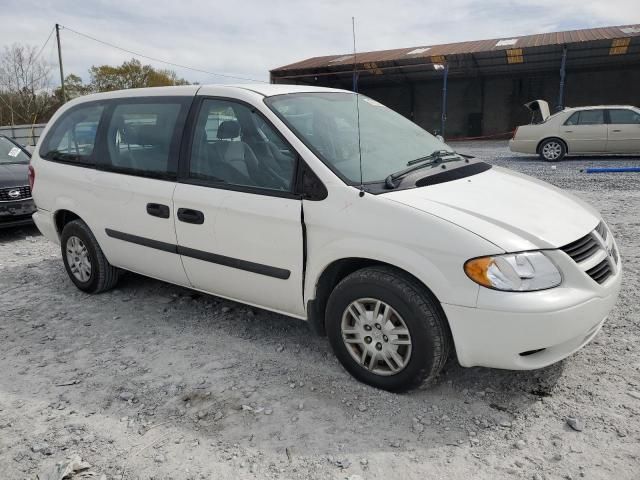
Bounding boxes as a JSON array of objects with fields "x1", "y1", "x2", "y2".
[
  {"x1": 326, "y1": 266, "x2": 451, "y2": 392},
  {"x1": 538, "y1": 138, "x2": 566, "y2": 162},
  {"x1": 60, "y1": 219, "x2": 119, "y2": 293}
]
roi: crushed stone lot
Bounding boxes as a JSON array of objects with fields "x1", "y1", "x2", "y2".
[{"x1": 1, "y1": 140, "x2": 639, "y2": 479}]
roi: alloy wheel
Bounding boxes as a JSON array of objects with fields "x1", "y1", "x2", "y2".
[
  {"x1": 341, "y1": 298, "x2": 412, "y2": 376},
  {"x1": 66, "y1": 236, "x2": 92, "y2": 282},
  {"x1": 542, "y1": 141, "x2": 562, "y2": 160}
]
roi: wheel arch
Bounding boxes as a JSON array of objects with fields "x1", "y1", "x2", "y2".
[
  {"x1": 537, "y1": 136, "x2": 569, "y2": 154},
  {"x1": 307, "y1": 257, "x2": 448, "y2": 338},
  {"x1": 54, "y1": 209, "x2": 83, "y2": 236}
]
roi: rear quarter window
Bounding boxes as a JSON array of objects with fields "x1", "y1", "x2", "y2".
[
  {"x1": 564, "y1": 112, "x2": 579, "y2": 126},
  {"x1": 40, "y1": 104, "x2": 104, "y2": 165}
]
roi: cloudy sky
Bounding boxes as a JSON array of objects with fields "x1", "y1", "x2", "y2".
[{"x1": 1, "y1": 0, "x2": 639, "y2": 87}]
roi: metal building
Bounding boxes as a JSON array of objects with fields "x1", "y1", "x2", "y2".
[{"x1": 270, "y1": 24, "x2": 640, "y2": 139}]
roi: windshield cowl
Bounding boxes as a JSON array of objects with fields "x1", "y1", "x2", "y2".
[
  {"x1": 364, "y1": 159, "x2": 492, "y2": 194},
  {"x1": 384, "y1": 151, "x2": 469, "y2": 189}
]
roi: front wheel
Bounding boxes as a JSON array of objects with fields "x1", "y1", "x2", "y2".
[
  {"x1": 326, "y1": 266, "x2": 451, "y2": 392},
  {"x1": 539, "y1": 138, "x2": 566, "y2": 161}
]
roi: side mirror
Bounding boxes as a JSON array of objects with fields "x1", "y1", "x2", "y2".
[{"x1": 435, "y1": 134, "x2": 445, "y2": 142}]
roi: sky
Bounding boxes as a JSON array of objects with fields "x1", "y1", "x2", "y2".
[{"x1": 1, "y1": 0, "x2": 639, "y2": 87}]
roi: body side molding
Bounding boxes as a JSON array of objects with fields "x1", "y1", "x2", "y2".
[{"x1": 105, "y1": 228, "x2": 291, "y2": 280}]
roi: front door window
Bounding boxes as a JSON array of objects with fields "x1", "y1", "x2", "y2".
[{"x1": 189, "y1": 99, "x2": 297, "y2": 192}]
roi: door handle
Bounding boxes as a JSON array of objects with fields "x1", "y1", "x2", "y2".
[
  {"x1": 177, "y1": 208, "x2": 205, "y2": 224},
  {"x1": 564, "y1": 130, "x2": 573, "y2": 133},
  {"x1": 612, "y1": 129, "x2": 622, "y2": 132},
  {"x1": 146, "y1": 203, "x2": 170, "y2": 219}
]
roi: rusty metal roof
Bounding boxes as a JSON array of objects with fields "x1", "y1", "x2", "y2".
[{"x1": 271, "y1": 24, "x2": 640, "y2": 73}]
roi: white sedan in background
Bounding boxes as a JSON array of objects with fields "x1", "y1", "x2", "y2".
[{"x1": 509, "y1": 100, "x2": 640, "y2": 161}]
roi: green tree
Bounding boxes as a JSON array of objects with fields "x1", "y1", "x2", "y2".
[
  {"x1": 65, "y1": 73, "x2": 93, "y2": 99},
  {"x1": 89, "y1": 58, "x2": 189, "y2": 92},
  {"x1": 52, "y1": 73, "x2": 93, "y2": 102}
]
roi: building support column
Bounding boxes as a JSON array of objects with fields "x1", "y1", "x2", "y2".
[
  {"x1": 556, "y1": 45, "x2": 568, "y2": 111},
  {"x1": 480, "y1": 76, "x2": 486, "y2": 136},
  {"x1": 409, "y1": 82, "x2": 415, "y2": 120},
  {"x1": 440, "y1": 63, "x2": 449, "y2": 138}
]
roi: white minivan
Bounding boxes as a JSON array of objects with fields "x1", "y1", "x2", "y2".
[{"x1": 30, "y1": 85, "x2": 622, "y2": 391}]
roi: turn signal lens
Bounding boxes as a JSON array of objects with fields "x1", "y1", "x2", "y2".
[
  {"x1": 464, "y1": 252, "x2": 561, "y2": 291},
  {"x1": 463, "y1": 256, "x2": 494, "y2": 288}
]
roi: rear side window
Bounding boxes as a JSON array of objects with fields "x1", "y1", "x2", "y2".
[
  {"x1": 40, "y1": 104, "x2": 104, "y2": 165},
  {"x1": 565, "y1": 110, "x2": 604, "y2": 126},
  {"x1": 608, "y1": 109, "x2": 640, "y2": 124},
  {"x1": 105, "y1": 102, "x2": 183, "y2": 178}
]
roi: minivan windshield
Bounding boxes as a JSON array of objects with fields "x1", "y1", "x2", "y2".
[
  {"x1": 0, "y1": 137, "x2": 30, "y2": 164},
  {"x1": 265, "y1": 92, "x2": 452, "y2": 184}
]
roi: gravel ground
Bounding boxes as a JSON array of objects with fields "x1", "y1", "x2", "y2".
[{"x1": 1, "y1": 141, "x2": 639, "y2": 480}]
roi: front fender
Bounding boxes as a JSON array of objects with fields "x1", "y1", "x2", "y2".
[
  {"x1": 302, "y1": 186, "x2": 502, "y2": 311},
  {"x1": 305, "y1": 236, "x2": 481, "y2": 309}
]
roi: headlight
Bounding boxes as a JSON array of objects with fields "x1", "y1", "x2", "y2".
[{"x1": 464, "y1": 252, "x2": 561, "y2": 291}]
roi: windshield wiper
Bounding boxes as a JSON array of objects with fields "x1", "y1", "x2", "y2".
[
  {"x1": 384, "y1": 150, "x2": 468, "y2": 189},
  {"x1": 406, "y1": 150, "x2": 455, "y2": 166}
]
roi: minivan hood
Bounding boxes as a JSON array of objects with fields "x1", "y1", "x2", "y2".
[
  {"x1": 382, "y1": 166, "x2": 599, "y2": 252},
  {"x1": 524, "y1": 99, "x2": 551, "y2": 121}
]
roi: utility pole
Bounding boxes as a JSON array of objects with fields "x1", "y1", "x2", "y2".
[{"x1": 55, "y1": 23, "x2": 66, "y2": 102}]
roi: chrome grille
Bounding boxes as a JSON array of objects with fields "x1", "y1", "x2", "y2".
[
  {"x1": 586, "y1": 259, "x2": 613, "y2": 284},
  {"x1": 561, "y1": 233, "x2": 600, "y2": 263},
  {"x1": 560, "y1": 221, "x2": 618, "y2": 285},
  {"x1": 0, "y1": 185, "x2": 31, "y2": 202},
  {"x1": 595, "y1": 221, "x2": 608, "y2": 241}
]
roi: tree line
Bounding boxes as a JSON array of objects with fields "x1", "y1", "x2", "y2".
[{"x1": 0, "y1": 43, "x2": 190, "y2": 127}]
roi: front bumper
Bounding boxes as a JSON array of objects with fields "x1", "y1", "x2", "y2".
[
  {"x1": 443, "y1": 249, "x2": 622, "y2": 370},
  {"x1": 0, "y1": 198, "x2": 36, "y2": 229}
]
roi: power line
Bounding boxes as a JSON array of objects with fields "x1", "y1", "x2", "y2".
[
  {"x1": 33, "y1": 26, "x2": 56, "y2": 62},
  {"x1": 58, "y1": 24, "x2": 267, "y2": 84}
]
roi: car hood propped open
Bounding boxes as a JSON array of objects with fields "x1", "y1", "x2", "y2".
[{"x1": 381, "y1": 166, "x2": 600, "y2": 252}]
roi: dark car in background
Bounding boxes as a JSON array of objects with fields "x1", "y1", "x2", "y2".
[{"x1": 0, "y1": 135, "x2": 35, "y2": 228}]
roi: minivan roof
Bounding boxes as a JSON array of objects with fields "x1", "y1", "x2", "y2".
[
  {"x1": 70, "y1": 84, "x2": 349, "y2": 103},
  {"x1": 225, "y1": 84, "x2": 350, "y2": 96}
]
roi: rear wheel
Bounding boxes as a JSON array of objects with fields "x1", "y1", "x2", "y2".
[
  {"x1": 326, "y1": 266, "x2": 451, "y2": 392},
  {"x1": 539, "y1": 138, "x2": 566, "y2": 161},
  {"x1": 61, "y1": 219, "x2": 119, "y2": 293}
]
